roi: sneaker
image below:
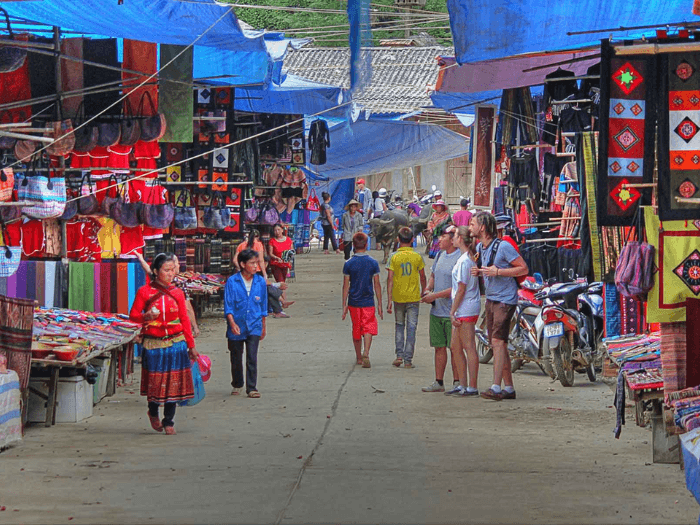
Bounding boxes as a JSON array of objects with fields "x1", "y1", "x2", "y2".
[
  {"x1": 421, "y1": 381, "x2": 445, "y2": 393},
  {"x1": 445, "y1": 385, "x2": 466, "y2": 396},
  {"x1": 404, "y1": 362, "x2": 415, "y2": 369},
  {"x1": 500, "y1": 389, "x2": 516, "y2": 400},
  {"x1": 458, "y1": 389, "x2": 480, "y2": 397},
  {"x1": 480, "y1": 388, "x2": 503, "y2": 401}
]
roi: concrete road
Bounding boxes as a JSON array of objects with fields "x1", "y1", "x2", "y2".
[{"x1": 0, "y1": 249, "x2": 697, "y2": 524}]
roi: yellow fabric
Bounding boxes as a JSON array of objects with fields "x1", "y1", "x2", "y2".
[
  {"x1": 646, "y1": 207, "x2": 700, "y2": 323},
  {"x1": 97, "y1": 217, "x2": 122, "y2": 259},
  {"x1": 388, "y1": 247, "x2": 425, "y2": 303},
  {"x1": 142, "y1": 334, "x2": 185, "y2": 350}
]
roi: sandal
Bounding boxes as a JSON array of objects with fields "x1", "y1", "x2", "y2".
[
  {"x1": 231, "y1": 387, "x2": 243, "y2": 396},
  {"x1": 248, "y1": 391, "x2": 261, "y2": 398},
  {"x1": 362, "y1": 356, "x2": 371, "y2": 368},
  {"x1": 164, "y1": 426, "x2": 176, "y2": 435},
  {"x1": 392, "y1": 357, "x2": 403, "y2": 367},
  {"x1": 148, "y1": 412, "x2": 163, "y2": 432},
  {"x1": 356, "y1": 358, "x2": 364, "y2": 365}
]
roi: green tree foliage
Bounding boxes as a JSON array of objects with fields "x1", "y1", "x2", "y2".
[{"x1": 226, "y1": 0, "x2": 452, "y2": 47}]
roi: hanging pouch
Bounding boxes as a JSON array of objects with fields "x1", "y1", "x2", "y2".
[
  {"x1": 261, "y1": 199, "x2": 279, "y2": 225},
  {"x1": 244, "y1": 200, "x2": 259, "y2": 223}
]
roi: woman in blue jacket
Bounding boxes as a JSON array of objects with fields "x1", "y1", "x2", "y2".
[{"x1": 225, "y1": 249, "x2": 268, "y2": 398}]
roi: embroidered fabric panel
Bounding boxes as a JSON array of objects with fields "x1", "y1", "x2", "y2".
[
  {"x1": 597, "y1": 42, "x2": 655, "y2": 226},
  {"x1": 660, "y1": 53, "x2": 700, "y2": 220}
]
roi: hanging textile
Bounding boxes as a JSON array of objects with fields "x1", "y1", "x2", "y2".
[
  {"x1": 122, "y1": 39, "x2": 158, "y2": 116},
  {"x1": 604, "y1": 284, "x2": 621, "y2": 337},
  {"x1": 0, "y1": 295, "x2": 34, "y2": 391},
  {"x1": 472, "y1": 105, "x2": 496, "y2": 208},
  {"x1": 60, "y1": 38, "x2": 84, "y2": 117},
  {"x1": 83, "y1": 38, "x2": 121, "y2": 116},
  {"x1": 597, "y1": 41, "x2": 655, "y2": 226},
  {"x1": 661, "y1": 321, "x2": 687, "y2": 393},
  {"x1": 68, "y1": 262, "x2": 95, "y2": 312},
  {"x1": 159, "y1": 44, "x2": 193, "y2": 143},
  {"x1": 578, "y1": 131, "x2": 601, "y2": 281},
  {"x1": 658, "y1": 52, "x2": 700, "y2": 220},
  {"x1": 0, "y1": 370, "x2": 21, "y2": 448},
  {"x1": 645, "y1": 206, "x2": 700, "y2": 323},
  {"x1": 0, "y1": 34, "x2": 31, "y2": 123},
  {"x1": 27, "y1": 36, "x2": 56, "y2": 117}
]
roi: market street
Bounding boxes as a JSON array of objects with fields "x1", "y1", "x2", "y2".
[{"x1": 0, "y1": 250, "x2": 696, "y2": 524}]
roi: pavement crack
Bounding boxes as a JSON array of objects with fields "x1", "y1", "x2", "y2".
[{"x1": 274, "y1": 363, "x2": 355, "y2": 525}]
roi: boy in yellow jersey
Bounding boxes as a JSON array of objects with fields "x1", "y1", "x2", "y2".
[{"x1": 387, "y1": 227, "x2": 426, "y2": 368}]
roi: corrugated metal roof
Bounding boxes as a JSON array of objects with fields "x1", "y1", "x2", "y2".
[{"x1": 283, "y1": 46, "x2": 454, "y2": 115}]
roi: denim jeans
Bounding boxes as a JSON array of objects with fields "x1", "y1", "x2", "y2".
[
  {"x1": 394, "y1": 301, "x2": 420, "y2": 363},
  {"x1": 148, "y1": 401, "x2": 176, "y2": 428},
  {"x1": 228, "y1": 336, "x2": 260, "y2": 393}
]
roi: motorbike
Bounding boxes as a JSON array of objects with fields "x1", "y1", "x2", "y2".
[
  {"x1": 539, "y1": 280, "x2": 604, "y2": 387},
  {"x1": 508, "y1": 278, "x2": 551, "y2": 375}
]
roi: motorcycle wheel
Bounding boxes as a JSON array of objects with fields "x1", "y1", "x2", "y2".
[
  {"x1": 511, "y1": 358, "x2": 524, "y2": 373},
  {"x1": 476, "y1": 331, "x2": 493, "y2": 364},
  {"x1": 552, "y1": 337, "x2": 575, "y2": 387},
  {"x1": 586, "y1": 361, "x2": 597, "y2": 382}
]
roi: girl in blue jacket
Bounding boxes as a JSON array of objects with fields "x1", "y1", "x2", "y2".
[{"x1": 225, "y1": 249, "x2": 267, "y2": 398}]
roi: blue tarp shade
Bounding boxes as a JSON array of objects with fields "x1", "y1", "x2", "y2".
[
  {"x1": 234, "y1": 75, "x2": 346, "y2": 116},
  {"x1": 307, "y1": 119, "x2": 469, "y2": 180},
  {"x1": 4, "y1": 0, "x2": 276, "y2": 85},
  {"x1": 430, "y1": 90, "x2": 502, "y2": 115},
  {"x1": 446, "y1": 0, "x2": 697, "y2": 64}
]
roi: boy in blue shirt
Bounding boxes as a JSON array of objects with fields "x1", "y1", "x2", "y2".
[
  {"x1": 224, "y1": 249, "x2": 267, "y2": 398},
  {"x1": 342, "y1": 232, "x2": 383, "y2": 368}
]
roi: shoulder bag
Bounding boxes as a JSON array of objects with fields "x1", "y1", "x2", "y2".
[
  {"x1": 202, "y1": 193, "x2": 230, "y2": 230},
  {"x1": 119, "y1": 99, "x2": 141, "y2": 146},
  {"x1": 109, "y1": 181, "x2": 142, "y2": 228},
  {"x1": 138, "y1": 91, "x2": 167, "y2": 142},
  {"x1": 139, "y1": 182, "x2": 174, "y2": 229},
  {"x1": 19, "y1": 162, "x2": 66, "y2": 219},
  {"x1": 72, "y1": 101, "x2": 99, "y2": 153},
  {"x1": 173, "y1": 190, "x2": 197, "y2": 230},
  {"x1": 78, "y1": 173, "x2": 100, "y2": 215}
]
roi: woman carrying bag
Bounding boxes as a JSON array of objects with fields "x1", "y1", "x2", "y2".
[
  {"x1": 341, "y1": 199, "x2": 364, "y2": 260},
  {"x1": 129, "y1": 253, "x2": 198, "y2": 435}
]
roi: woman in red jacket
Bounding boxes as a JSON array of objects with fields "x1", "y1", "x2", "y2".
[{"x1": 130, "y1": 253, "x2": 198, "y2": 435}]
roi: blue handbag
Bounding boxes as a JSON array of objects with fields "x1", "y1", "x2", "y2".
[{"x1": 179, "y1": 360, "x2": 205, "y2": 407}]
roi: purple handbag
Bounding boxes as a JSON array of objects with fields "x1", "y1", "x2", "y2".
[
  {"x1": 244, "y1": 202, "x2": 259, "y2": 223},
  {"x1": 261, "y1": 200, "x2": 279, "y2": 225}
]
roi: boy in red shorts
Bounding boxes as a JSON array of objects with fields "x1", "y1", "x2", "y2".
[{"x1": 342, "y1": 232, "x2": 383, "y2": 368}]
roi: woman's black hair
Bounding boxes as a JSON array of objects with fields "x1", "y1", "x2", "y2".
[
  {"x1": 321, "y1": 191, "x2": 330, "y2": 201},
  {"x1": 273, "y1": 222, "x2": 285, "y2": 234},
  {"x1": 372, "y1": 190, "x2": 379, "y2": 199},
  {"x1": 246, "y1": 229, "x2": 260, "y2": 249},
  {"x1": 151, "y1": 252, "x2": 176, "y2": 275},
  {"x1": 238, "y1": 249, "x2": 259, "y2": 266}
]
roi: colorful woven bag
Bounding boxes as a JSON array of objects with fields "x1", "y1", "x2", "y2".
[{"x1": 18, "y1": 173, "x2": 66, "y2": 219}]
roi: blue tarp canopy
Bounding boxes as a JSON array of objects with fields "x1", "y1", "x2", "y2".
[
  {"x1": 446, "y1": 0, "x2": 698, "y2": 64},
  {"x1": 234, "y1": 74, "x2": 346, "y2": 116},
  {"x1": 306, "y1": 118, "x2": 470, "y2": 180},
  {"x1": 430, "y1": 90, "x2": 502, "y2": 115},
  {"x1": 3, "y1": 0, "x2": 290, "y2": 85}
]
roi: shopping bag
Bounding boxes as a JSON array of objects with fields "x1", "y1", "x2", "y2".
[{"x1": 178, "y1": 360, "x2": 205, "y2": 407}]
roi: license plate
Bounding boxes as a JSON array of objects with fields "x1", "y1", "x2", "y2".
[{"x1": 544, "y1": 322, "x2": 564, "y2": 338}]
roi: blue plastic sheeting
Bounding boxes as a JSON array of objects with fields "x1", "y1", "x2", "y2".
[
  {"x1": 234, "y1": 75, "x2": 346, "y2": 116},
  {"x1": 4, "y1": 0, "x2": 276, "y2": 85},
  {"x1": 308, "y1": 118, "x2": 470, "y2": 180},
  {"x1": 446, "y1": 0, "x2": 696, "y2": 64},
  {"x1": 430, "y1": 90, "x2": 502, "y2": 115}
]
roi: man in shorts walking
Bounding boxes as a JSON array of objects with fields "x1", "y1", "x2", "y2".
[
  {"x1": 420, "y1": 227, "x2": 462, "y2": 391},
  {"x1": 469, "y1": 211, "x2": 528, "y2": 400},
  {"x1": 342, "y1": 232, "x2": 383, "y2": 368},
  {"x1": 387, "y1": 227, "x2": 426, "y2": 368}
]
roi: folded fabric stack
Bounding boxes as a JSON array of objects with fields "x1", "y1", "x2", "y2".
[
  {"x1": 173, "y1": 272, "x2": 225, "y2": 295},
  {"x1": 33, "y1": 307, "x2": 142, "y2": 363},
  {"x1": 666, "y1": 387, "x2": 700, "y2": 432},
  {"x1": 605, "y1": 333, "x2": 663, "y2": 391}
]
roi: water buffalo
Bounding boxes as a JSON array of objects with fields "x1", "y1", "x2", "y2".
[
  {"x1": 409, "y1": 205, "x2": 433, "y2": 254},
  {"x1": 368, "y1": 209, "x2": 410, "y2": 264}
]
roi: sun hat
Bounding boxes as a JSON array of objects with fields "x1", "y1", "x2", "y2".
[
  {"x1": 432, "y1": 199, "x2": 446, "y2": 210},
  {"x1": 356, "y1": 178, "x2": 365, "y2": 185},
  {"x1": 345, "y1": 199, "x2": 361, "y2": 210}
]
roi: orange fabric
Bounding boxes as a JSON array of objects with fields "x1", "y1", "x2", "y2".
[{"x1": 122, "y1": 39, "x2": 158, "y2": 115}]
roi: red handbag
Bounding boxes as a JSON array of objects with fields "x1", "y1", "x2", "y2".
[{"x1": 306, "y1": 189, "x2": 320, "y2": 212}]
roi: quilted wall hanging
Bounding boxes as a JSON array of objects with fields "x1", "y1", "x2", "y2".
[
  {"x1": 658, "y1": 52, "x2": 700, "y2": 220},
  {"x1": 597, "y1": 41, "x2": 656, "y2": 226},
  {"x1": 645, "y1": 206, "x2": 700, "y2": 323}
]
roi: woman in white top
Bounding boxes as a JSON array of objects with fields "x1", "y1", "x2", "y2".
[
  {"x1": 373, "y1": 188, "x2": 388, "y2": 218},
  {"x1": 445, "y1": 225, "x2": 482, "y2": 397}
]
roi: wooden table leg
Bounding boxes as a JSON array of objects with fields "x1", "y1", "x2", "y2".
[
  {"x1": 105, "y1": 349, "x2": 118, "y2": 397},
  {"x1": 45, "y1": 367, "x2": 59, "y2": 427}
]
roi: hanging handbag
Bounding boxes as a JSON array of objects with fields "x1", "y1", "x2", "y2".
[
  {"x1": 261, "y1": 200, "x2": 280, "y2": 225},
  {"x1": 119, "y1": 99, "x2": 141, "y2": 146},
  {"x1": 14, "y1": 139, "x2": 35, "y2": 162},
  {"x1": 0, "y1": 8, "x2": 26, "y2": 74},
  {"x1": 0, "y1": 167, "x2": 13, "y2": 202},
  {"x1": 19, "y1": 164, "x2": 66, "y2": 219},
  {"x1": 244, "y1": 201, "x2": 259, "y2": 223},
  {"x1": 0, "y1": 218, "x2": 20, "y2": 278},
  {"x1": 0, "y1": 111, "x2": 17, "y2": 150},
  {"x1": 306, "y1": 188, "x2": 320, "y2": 212},
  {"x1": 109, "y1": 182, "x2": 142, "y2": 228},
  {"x1": 60, "y1": 181, "x2": 78, "y2": 221},
  {"x1": 45, "y1": 118, "x2": 75, "y2": 156},
  {"x1": 97, "y1": 119, "x2": 121, "y2": 148},
  {"x1": 139, "y1": 182, "x2": 174, "y2": 229},
  {"x1": 173, "y1": 191, "x2": 197, "y2": 230},
  {"x1": 202, "y1": 194, "x2": 230, "y2": 230},
  {"x1": 72, "y1": 101, "x2": 99, "y2": 153},
  {"x1": 78, "y1": 173, "x2": 100, "y2": 215},
  {"x1": 99, "y1": 174, "x2": 120, "y2": 216},
  {"x1": 138, "y1": 91, "x2": 167, "y2": 142}
]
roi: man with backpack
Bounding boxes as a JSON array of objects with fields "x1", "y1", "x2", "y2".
[{"x1": 469, "y1": 211, "x2": 528, "y2": 401}]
